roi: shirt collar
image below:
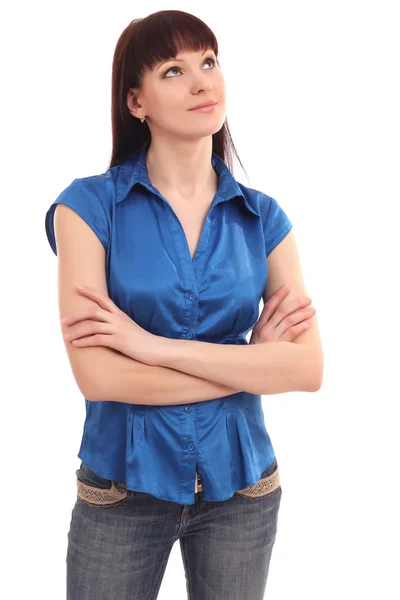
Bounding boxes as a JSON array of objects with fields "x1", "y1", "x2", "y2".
[{"x1": 115, "y1": 143, "x2": 260, "y2": 217}]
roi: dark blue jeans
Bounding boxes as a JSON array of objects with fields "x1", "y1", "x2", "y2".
[{"x1": 66, "y1": 457, "x2": 282, "y2": 599}]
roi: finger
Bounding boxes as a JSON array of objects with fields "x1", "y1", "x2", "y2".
[
  {"x1": 64, "y1": 322, "x2": 114, "y2": 342},
  {"x1": 274, "y1": 308, "x2": 315, "y2": 338},
  {"x1": 71, "y1": 334, "x2": 110, "y2": 347},
  {"x1": 258, "y1": 285, "x2": 290, "y2": 326},
  {"x1": 268, "y1": 297, "x2": 313, "y2": 330},
  {"x1": 278, "y1": 320, "x2": 312, "y2": 342},
  {"x1": 62, "y1": 308, "x2": 108, "y2": 327},
  {"x1": 76, "y1": 285, "x2": 119, "y2": 314}
]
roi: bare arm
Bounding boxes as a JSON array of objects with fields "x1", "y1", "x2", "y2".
[
  {"x1": 126, "y1": 230, "x2": 324, "y2": 397},
  {"x1": 53, "y1": 202, "x2": 241, "y2": 405},
  {"x1": 91, "y1": 347, "x2": 242, "y2": 404},
  {"x1": 154, "y1": 337, "x2": 317, "y2": 395}
]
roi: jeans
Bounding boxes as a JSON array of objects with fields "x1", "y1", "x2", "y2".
[{"x1": 66, "y1": 457, "x2": 282, "y2": 600}]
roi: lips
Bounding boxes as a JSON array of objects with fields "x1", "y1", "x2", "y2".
[{"x1": 189, "y1": 101, "x2": 217, "y2": 110}]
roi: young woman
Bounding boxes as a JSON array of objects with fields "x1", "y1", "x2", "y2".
[{"x1": 45, "y1": 9, "x2": 323, "y2": 600}]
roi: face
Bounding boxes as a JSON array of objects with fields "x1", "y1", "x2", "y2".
[{"x1": 127, "y1": 48, "x2": 226, "y2": 140}]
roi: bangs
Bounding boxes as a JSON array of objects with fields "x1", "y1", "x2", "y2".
[{"x1": 133, "y1": 11, "x2": 219, "y2": 77}]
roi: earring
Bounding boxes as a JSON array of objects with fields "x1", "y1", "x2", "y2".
[{"x1": 139, "y1": 114, "x2": 146, "y2": 123}]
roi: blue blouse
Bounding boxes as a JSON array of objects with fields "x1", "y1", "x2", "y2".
[{"x1": 45, "y1": 143, "x2": 293, "y2": 505}]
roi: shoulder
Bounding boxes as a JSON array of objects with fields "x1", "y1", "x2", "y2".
[
  {"x1": 72, "y1": 163, "x2": 123, "y2": 213},
  {"x1": 49, "y1": 163, "x2": 123, "y2": 220},
  {"x1": 236, "y1": 182, "x2": 284, "y2": 220},
  {"x1": 237, "y1": 183, "x2": 293, "y2": 251},
  {"x1": 45, "y1": 164, "x2": 122, "y2": 256}
]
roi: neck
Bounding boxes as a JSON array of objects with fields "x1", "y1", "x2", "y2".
[{"x1": 145, "y1": 137, "x2": 217, "y2": 200}]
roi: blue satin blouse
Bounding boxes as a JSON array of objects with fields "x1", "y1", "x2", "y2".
[{"x1": 45, "y1": 142, "x2": 293, "y2": 505}]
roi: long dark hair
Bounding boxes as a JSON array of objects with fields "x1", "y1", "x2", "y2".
[{"x1": 109, "y1": 9, "x2": 248, "y2": 181}]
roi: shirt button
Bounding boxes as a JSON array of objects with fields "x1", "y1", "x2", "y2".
[
  {"x1": 187, "y1": 443, "x2": 194, "y2": 451},
  {"x1": 189, "y1": 293, "x2": 196, "y2": 301},
  {"x1": 186, "y1": 331, "x2": 193, "y2": 339},
  {"x1": 184, "y1": 406, "x2": 192, "y2": 412}
]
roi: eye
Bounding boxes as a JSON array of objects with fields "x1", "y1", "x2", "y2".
[{"x1": 163, "y1": 57, "x2": 216, "y2": 78}]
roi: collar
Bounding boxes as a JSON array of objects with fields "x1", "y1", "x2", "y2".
[{"x1": 114, "y1": 143, "x2": 260, "y2": 217}]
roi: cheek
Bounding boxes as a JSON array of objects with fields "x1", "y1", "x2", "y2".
[
  {"x1": 146, "y1": 95, "x2": 174, "y2": 123},
  {"x1": 158, "y1": 88, "x2": 185, "y2": 113},
  {"x1": 214, "y1": 82, "x2": 226, "y2": 104}
]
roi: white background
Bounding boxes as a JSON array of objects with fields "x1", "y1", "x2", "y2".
[{"x1": 1, "y1": 1, "x2": 399, "y2": 598}]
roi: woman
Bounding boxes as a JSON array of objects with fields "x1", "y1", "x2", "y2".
[{"x1": 45, "y1": 9, "x2": 323, "y2": 600}]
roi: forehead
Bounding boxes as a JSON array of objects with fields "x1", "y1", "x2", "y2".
[{"x1": 159, "y1": 48, "x2": 214, "y2": 63}]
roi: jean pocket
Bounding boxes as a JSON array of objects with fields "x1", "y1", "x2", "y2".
[
  {"x1": 76, "y1": 462, "x2": 133, "y2": 508},
  {"x1": 234, "y1": 458, "x2": 281, "y2": 499}
]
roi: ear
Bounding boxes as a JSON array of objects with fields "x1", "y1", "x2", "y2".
[{"x1": 126, "y1": 87, "x2": 144, "y2": 119}]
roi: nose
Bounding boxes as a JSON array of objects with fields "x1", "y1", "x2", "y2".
[{"x1": 192, "y1": 79, "x2": 212, "y2": 94}]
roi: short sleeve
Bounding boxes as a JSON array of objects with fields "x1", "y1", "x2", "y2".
[
  {"x1": 45, "y1": 178, "x2": 110, "y2": 256},
  {"x1": 263, "y1": 195, "x2": 293, "y2": 257}
]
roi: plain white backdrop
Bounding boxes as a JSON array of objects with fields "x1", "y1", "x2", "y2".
[{"x1": 1, "y1": 1, "x2": 399, "y2": 598}]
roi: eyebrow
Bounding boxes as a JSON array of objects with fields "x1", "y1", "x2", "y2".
[{"x1": 157, "y1": 49, "x2": 211, "y2": 70}]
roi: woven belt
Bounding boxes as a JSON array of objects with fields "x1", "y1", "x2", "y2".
[
  {"x1": 235, "y1": 467, "x2": 280, "y2": 498},
  {"x1": 195, "y1": 468, "x2": 280, "y2": 497},
  {"x1": 77, "y1": 469, "x2": 280, "y2": 502},
  {"x1": 77, "y1": 479, "x2": 128, "y2": 505}
]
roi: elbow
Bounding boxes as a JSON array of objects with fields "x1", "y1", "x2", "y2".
[
  {"x1": 68, "y1": 347, "x2": 113, "y2": 402},
  {"x1": 303, "y1": 351, "x2": 324, "y2": 392},
  {"x1": 82, "y1": 370, "x2": 110, "y2": 401},
  {"x1": 308, "y1": 362, "x2": 324, "y2": 392},
  {"x1": 298, "y1": 373, "x2": 322, "y2": 393},
  {"x1": 308, "y1": 373, "x2": 323, "y2": 392},
  {"x1": 78, "y1": 380, "x2": 100, "y2": 402},
  {"x1": 79, "y1": 363, "x2": 124, "y2": 403},
  {"x1": 84, "y1": 385, "x2": 101, "y2": 402},
  {"x1": 74, "y1": 373, "x2": 101, "y2": 402}
]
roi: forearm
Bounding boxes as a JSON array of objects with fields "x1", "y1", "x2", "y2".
[
  {"x1": 92, "y1": 347, "x2": 242, "y2": 405},
  {"x1": 156, "y1": 338, "x2": 320, "y2": 395}
]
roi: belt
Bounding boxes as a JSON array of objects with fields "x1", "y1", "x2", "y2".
[{"x1": 194, "y1": 467, "x2": 280, "y2": 497}]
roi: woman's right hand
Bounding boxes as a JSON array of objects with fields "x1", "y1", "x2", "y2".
[{"x1": 249, "y1": 284, "x2": 315, "y2": 345}]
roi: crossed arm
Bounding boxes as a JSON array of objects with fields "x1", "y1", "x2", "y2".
[
  {"x1": 93, "y1": 337, "x2": 320, "y2": 404},
  {"x1": 93, "y1": 231, "x2": 323, "y2": 403},
  {"x1": 55, "y1": 203, "x2": 323, "y2": 406}
]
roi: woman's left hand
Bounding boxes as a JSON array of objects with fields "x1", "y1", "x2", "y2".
[{"x1": 60, "y1": 285, "x2": 166, "y2": 366}]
